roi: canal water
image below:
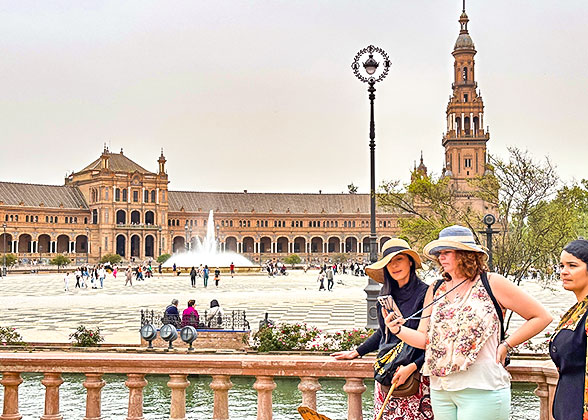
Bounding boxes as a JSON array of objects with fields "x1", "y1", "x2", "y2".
[{"x1": 1, "y1": 374, "x2": 539, "y2": 419}]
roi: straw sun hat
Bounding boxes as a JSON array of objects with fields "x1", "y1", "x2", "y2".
[
  {"x1": 365, "y1": 238, "x2": 422, "y2": 284},
  {"x1": 423, "y1": 225, "x2": 488, "y2": 260}
]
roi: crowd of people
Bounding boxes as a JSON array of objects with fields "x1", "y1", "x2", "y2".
[{"x1": 63, "y1": 262, "x2": 157, "y2": 291}]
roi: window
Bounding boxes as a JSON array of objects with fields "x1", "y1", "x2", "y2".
[
  {"x1": 26, "y1": 216, "x2": 29, "y2": 222},
  {"x1": 105, "y1": 188, "x2": 109, "y2": 200},
  {"x1": 133, "y1": 191, "x2": 139, "y2": 202},
  {"x1": 105, "y1": 236, "x2": 108, "y2": 251},
  {"x1": 115, "y1": 188, "x2": 120, "y2": 202},
  {"x1": 464, "y1": 94, "x2": 468, "y2": 102},
  {"x1": 464, "y1": 158, "x2": 472, "y2": 168},
  {"x1": 122, "y1": 189, "x2": 128, "y2": 202},
  {"x1": 144, "y1": 190, "x2": 149, "y2": 203},
  {"x1": 151, "y1": 190, "x2": 156, "y2": 203},
  {"x1": 92, "y1": 210, "x2": 98, "y2": 224}
]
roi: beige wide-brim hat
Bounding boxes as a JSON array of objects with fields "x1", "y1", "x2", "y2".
[
  {"x1": 365, "y1": 238, "x2": 422, "y2": 284},
  {"x1": 423, "y1": 225, "x2": 488, "y2": 260}
]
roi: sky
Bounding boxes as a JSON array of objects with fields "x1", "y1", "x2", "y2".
[{"x1": 1, "y1": 1, "x2": 587, "y2": 193}]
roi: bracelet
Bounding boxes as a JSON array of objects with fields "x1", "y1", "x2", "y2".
[
  {"x1": 392, "y1": 325, "x2": 402, "y2": 335},
  {"x1": 500, "y1": 340, "x2": 513, "y2": 353}
]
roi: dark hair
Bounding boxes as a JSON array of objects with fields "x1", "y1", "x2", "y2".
[
  {"x1": 187, "y1": 299, "x2": 195, "y2": 307},
  {"x1": 210, "y1": 299, "x2": 219, "y2": 308},
  {"x1": 381, "y1": 254, "x2": 419, "y2": 295},
  {"x1": 445, "y1": 250, "x2": 489, "y2": 280},
  {"x1": 564, "y1": 239, "x2": 588, "y2": 268}
]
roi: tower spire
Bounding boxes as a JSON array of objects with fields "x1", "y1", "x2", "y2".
[{"x1": 463, "y1": 0, "x2": 466, "y2": 12}]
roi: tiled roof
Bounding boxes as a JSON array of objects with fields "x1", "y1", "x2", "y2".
[
  {"x1": 168, "y1": 191, "x2": 390, "y2": 214},
  {"x1": 78, "y1": 152, "x2": 153, "y2": 174},
  {"x1": 0, "y1": 182, "x2": 88, "y2": 209}
]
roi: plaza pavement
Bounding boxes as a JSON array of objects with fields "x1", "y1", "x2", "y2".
[{"x1": 0, "y1": 269, "x2": 576, "y2": 345}]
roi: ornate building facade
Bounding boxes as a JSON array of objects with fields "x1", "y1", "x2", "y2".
[{"x1": 0, "y1": 6, "x2": 490, "y2": 265}]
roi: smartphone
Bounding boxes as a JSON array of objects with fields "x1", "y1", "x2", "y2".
[{"x1": 377, "y1": 295, "x2": 401, "y2": 318}]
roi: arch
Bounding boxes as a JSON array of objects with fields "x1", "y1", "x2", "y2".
[
  {"x1": 131, "y1": 235, "x2": 141, "y2": 258},
  {"x1": 18, "y1": 234, "x2": 32, "y2": 253},
  {"x1": 327, "y1": 237, "x2": 341, "y2": 253},
  {"x1": 464, "y1": 116, "x2": 471, "y2": 135},
  {"x1": 145, "y1": 235, "x2": 155, "y2": 258},
  {"x1": 172, "y1": 236, "x2": 185, "y2": 253},
  {"x1": 345, "y1": 237, "x2": 358, "y2": 253},
  {"x1": 145, "y1": 211, "x2": 155, "y2": 225},
  {"x1": 293, "y1": 237, "x2": 306, "y2": 254},
  {"x1": 130, "y1": 210, "x2": 140, "y2": 224},
  {"x1": 0, "y1": 233, "x2": 13, "y2": 253},
  {"x1": 56, "y1": 235, "x2": 70, "y2": 253},
  {"x1": 242, "y1": 237, "x2": 254, "y2": 253},
  {"x1": 225, "y1": 236, "x2": 238, "y2": 252},
  {"x1": 276, "y1": 237, "x2": 288, "y2": 253},
  {"x1": 116, "y1": 235, "x2": 126, "y2": 257},
  {"x1": 75, "y1": 235, "x2": 88, "y2": 253},
  {"x1": 455, "y1": 117, "x2": 461, "y2": 135},
  {"x1": 310, "y1": 237, "x2": 323, "y2": 253},
  {"x1": 380, "y1": 236, "x2": 392, "y2": 248},
  {"x1": 260, "y1": 237, "x2": 271, "y2": 253},
  {"x1": 116, "y1": 210, "x2": 126, "y2": 225},
  {"x1": 473, "y1": 116, "x2": 479, "y2": 135},
  {"x1": 362, "y1": 237, "x2": 371, "y2": 254}
]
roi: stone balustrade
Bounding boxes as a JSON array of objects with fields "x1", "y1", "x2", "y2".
[{"x1": 0, "y1": 352, "x2": 557, "y2": 420}]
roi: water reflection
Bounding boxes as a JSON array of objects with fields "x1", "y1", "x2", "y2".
[{"x1": 0, "y1": 373, "x2": 539, "y2": 419}]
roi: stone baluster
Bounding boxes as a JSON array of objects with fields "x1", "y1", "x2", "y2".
[
  {"x1": 83, "y1": 373, "x2": 105, "y2": 420},
  {"x1": 167, "y1": 374, "x2": 190, "y2": 420},
  {"x1": 0, "y1": 372, "x2": 23, "y2": 420},
  {"x1": 297, "y1": 377, "x2": 321, "y2": 411},
  {"x1": 253, "y1": 376, "x2": 276, "y2": 420},
  {"x1": 209, "y1": 375, "x2": 233, "y2": 420},
  {"x1": 41, "y1": 373, "x2": 64, "y2": 420},
  {"x1": 343, "y1": 378, "x2": 366, "y2": 420},
  {"x1": 125, "y1": 374, "x2": 148, "y2": 420},
  {"x1": 534, "y1": 381, "x2": 550, "y2": 420}
]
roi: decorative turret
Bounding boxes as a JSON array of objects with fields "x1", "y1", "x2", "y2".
[
  {"x1": 100, "y1": 144, "x2": 110, "y2": 170},
  {"x1": 158, "y1": 148, "x2": 167, "y2": 175}
]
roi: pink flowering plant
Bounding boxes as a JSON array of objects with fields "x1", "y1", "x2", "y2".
[
  {"x1": 0, "y1": 326, "x2": 24, "y2": 345},
  {"x1": 69, "y1": 325, "x2": 104, "y2": 347},
  {"x1": 324, "y1": 328, "x2": 375, "y2": 352}
]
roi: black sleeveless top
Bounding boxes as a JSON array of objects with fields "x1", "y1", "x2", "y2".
[{"x1": 550, "y1": 310, "x2": 588, "y2": 420}]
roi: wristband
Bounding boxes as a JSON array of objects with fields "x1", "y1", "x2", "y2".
[
  {"x1": 392, "y1": 325, "x2": 402, "y2": 335},
  {"x1": 500, "y1": 340, "x2": 513, "y2": 353}
]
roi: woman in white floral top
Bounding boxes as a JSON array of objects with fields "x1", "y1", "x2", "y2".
[{"x1": 385, "y1": 225, "x2": 552, "y2": 420}]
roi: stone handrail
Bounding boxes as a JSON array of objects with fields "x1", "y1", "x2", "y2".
[{"x1": 0, "y1": 352, "x2": 557, "y2": 420}]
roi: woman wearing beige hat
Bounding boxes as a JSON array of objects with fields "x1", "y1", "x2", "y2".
[
  {"x1": 384, "y1": 225, "x2": 552, "y2": 420},
  {"x1": 332, "y1": 238, "x2": 433, "y2": 420}
]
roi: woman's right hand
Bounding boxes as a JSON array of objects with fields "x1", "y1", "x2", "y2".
[
  {"x1": 331, "y1": 350, "x2": 359, "y2": 360},
  {"x1": 383, "y1": 308, "x2": 406, "y2": 334}
]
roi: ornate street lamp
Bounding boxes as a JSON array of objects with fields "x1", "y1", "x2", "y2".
[
  {"x1": 479, "y1": 214, "x2": 499, "y2": 271},
  {"x1": 351, "y1": 45, "x2": 391, "y2": 329}
]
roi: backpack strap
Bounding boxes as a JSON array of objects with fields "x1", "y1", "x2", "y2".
[
  {"x1": 481, "y1": 271, "x2": 506, "y2": 341},
  {"x1": 433, "y1": 278, "x2": 444, "y2": 295}
]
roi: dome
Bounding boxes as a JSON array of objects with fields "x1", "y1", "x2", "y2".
[{"x1": 454, "y1": 33, "x2": 475, "y2": 49}]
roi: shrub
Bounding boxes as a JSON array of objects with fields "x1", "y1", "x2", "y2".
[
  {"x1": 252, "y1": 322, "x2": 322, "y2": 352},
  {"x1": 0, "y1": 326, "x2": 24, "y2": 345},
  {"x1": 325, "y1": 328, "x2": 375, "y2": 351},
  {"x1": 2, "y1": 254, "x2": 18, "y2": 267},
  {"x1": 283, "y1": 254, "x2": 302, "y2": 267},
  {"x1": 50, "y1": 255, "x2": 71, "y2": 271},
  {"x1": 69, "y1": 325, "x2": 104, "y2": 347},
  {"x1": 100, "y1": 253, "x2": 122, "y2": 265},
  {"x1": 157, "y1": 254, "x2": 172, "y2": 264}
]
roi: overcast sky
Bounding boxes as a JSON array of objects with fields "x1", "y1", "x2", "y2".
[{"x1": 1, "y1": 1, "x2": 587, "y2": 193}]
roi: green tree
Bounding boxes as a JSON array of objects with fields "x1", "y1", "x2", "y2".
[
  {"x1": 332, "y1": 253, "x2": 349, "y2": 264},
  {"x1": 99, "y1": 253, "x2": 122, "y2": 265},
  {"x1": 157, "y1": 254, "x2": 171, "y2": 264},
  {"x1": 283, "y1": 254, "x2": 302, "y2": 267},
  {"x1": 2, "y1": 253, "x2": 18, "y2": 267},
  {"x1": 50, "y1": 255, "x2": 71, "y2": 272}
]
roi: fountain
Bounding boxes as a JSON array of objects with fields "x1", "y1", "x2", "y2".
[{"x1": 163, "y1": 210, "x2": 253, "y2": 268}]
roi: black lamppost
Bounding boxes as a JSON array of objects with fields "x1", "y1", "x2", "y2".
[
  {"x1": 479, "y1": 214, "x2": 499, "y2": 271},
  {"x1": 352, "y1": 45, "x2": 391, "y2": 329},
  {"x1": 158, "y1": 226, "x2": 163, "y2": 257},
  {"x1": 2, "y1": 223, "x2": 6, "y2": 277}
]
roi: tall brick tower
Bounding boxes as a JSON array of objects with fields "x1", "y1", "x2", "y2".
[{"x1": 442, "y1": 2, "x2": 489, "y2": 208}]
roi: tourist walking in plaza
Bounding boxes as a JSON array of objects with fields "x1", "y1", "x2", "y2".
[
  {"x1": 317, "y1": 269, "x2": 326, "y2": 291},
  {"x1": 230, "y1": 262, "x2": 235, "y2": 278},
  {"x1": 326, "y1": 266, "x2": 334, "y2": 291},
  {"x1": 214, "y1": 267, "x2": 221, "y2": 287},
  {"x1": 332, "y1": 238, "x2": 432, "y2": 419},
  {"x1": 190, "y1": 266, "x2": 197, "y2": 288},
  {"x1": 125, "y1": 267, "x2": 133, "y2": 287},
  {"x1": 64, "y1": 272, "x2": 70, "y2": 292},
  {"x1": 74, "y1": 268, "x2": 81, "y2": 288},
  {"x1": 203, "y1": 265, "x2": 209, "y2": 288},
  {"x1": 549, "y1": 239, "x2": 588, "y2": 420},
  {"x1": 384, "y1": 225, "x2": 552, "y2": 420},
  {"x1": 112, "y1": 265, "x2": 118, "y2": 279},
  {"x1": 98, "y1": 265, "x2": 105, "y2": 288}
]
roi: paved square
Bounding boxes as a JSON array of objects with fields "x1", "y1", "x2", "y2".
[{"x1": 0, "y1": 269, "x2": 576, "y2": 345}]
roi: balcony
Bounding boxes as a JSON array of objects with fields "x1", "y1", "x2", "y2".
[
  {"x1": 0, "y1": 352, "x2": 557, "y2": 420},
  {"x1": 115, "y1": 223, "x2": 161, "y2": 230}
]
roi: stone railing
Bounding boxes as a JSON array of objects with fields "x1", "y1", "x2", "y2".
[{"x1": 0, "y1": 352, "x2": 557, "y2": 420}]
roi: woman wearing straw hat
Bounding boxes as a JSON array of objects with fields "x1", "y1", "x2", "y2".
[
  {"x1": 550, "y1": 239, "x2": 588, "y2": 420},
  {"x1": 385, "y1": 225, "x2": 552, "y2": 420},
  {"x1": 332, "y1": 238, "x2": 433, "y2": 420}
]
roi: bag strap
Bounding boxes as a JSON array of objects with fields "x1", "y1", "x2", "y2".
[{"x1": 481, "y1": 271, "x2": 506, "y2": 341}]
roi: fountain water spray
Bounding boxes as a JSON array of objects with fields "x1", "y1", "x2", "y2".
[{"x1": 163, "y1": 210, "x2": 253, "y2": 267}]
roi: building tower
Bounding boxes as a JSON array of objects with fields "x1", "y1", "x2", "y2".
[{"x1": 442, "y1": 2, "x2": 489, "y2": 204}]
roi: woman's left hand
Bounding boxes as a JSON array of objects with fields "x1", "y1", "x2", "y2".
[
  {"x1": 382, "y1": 308, "x2": 406, "y2": 334},
  {"x1": 496, "y1": 342, "x2": 509, "y2": 366},
  {"x1": 392, "y1": 364, "x2": 417, "y2": 387}
]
